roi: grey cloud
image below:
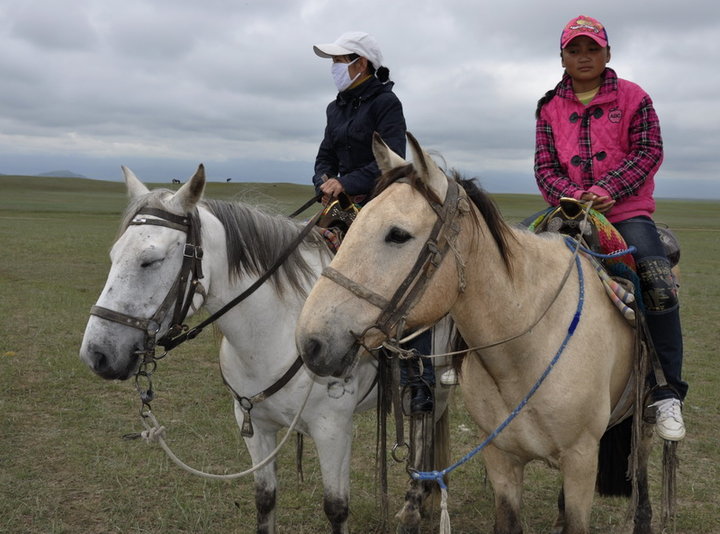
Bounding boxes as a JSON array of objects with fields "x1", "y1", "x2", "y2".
[
  {"x1": 0, "y1": 0, "x2": 719, "y2": 198},
  {"x1": 7, "y1": 0, "x2": 98, "y2": 50}
]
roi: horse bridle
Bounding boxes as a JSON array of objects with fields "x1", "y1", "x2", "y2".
[
  {"x1": 90, "y1": 207, "x2": 206, "y2": 364},
  {"x1": 321, "y1": 176, "x2": 466, "y2": 350},
  {"x1": 90, "y1": 202, "x2": 326, "y2": 417}
]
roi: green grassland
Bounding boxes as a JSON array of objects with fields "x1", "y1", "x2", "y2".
[{"x1": 1, "y1": 175, "x2": 718, "y2": 533}]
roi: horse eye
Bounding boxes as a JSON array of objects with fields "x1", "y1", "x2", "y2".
[
  {"x1": 141, "y1": 257, "x2": 164, "y2": 268},
  {"x1": 385, "y1": 227, "x2": 412, "y2": 244}
]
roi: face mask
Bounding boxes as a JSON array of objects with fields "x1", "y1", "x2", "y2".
[{"x1": 331, "y1": 58, "x2": 360, "y2": 91}]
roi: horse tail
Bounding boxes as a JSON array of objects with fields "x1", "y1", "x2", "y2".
[
  {"x1": 661, "y1": 440, "x2": 679, "y2": 528},
  {"x1": 450, "y1": 327, "x2": 468, "y2": 378},
  {"x1": 596, "y1": 416, "x2": 633, "y2": 496}
]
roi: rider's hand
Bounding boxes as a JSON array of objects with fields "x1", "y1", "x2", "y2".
[
  {"x1": 320, "y1": 178, "x2": 345, "y2": 203},
  {"x1": 579, "y1": 192, "x2": 615, "y2": 214}
]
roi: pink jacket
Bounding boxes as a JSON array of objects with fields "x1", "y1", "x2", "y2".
[{"x1": 535, "y1": 69, "x2": 664, "y2": 223}]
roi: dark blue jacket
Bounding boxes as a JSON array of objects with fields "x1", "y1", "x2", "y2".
[{"x1": 313, "y1": 77, "x2": 406, "y2": 199}]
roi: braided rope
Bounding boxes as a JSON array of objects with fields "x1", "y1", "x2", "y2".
[{"x1": 139, "y1": 380, "x2": 314, "y2": 480}]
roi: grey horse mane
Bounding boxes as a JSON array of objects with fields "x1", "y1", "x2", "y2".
[{"x1": 118, "y1": 189, "x2": 331, "y2": 297}]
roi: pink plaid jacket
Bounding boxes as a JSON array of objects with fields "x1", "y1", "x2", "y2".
[{"x1": 534, "y1": 69, "x2": 664, "y2": 223}]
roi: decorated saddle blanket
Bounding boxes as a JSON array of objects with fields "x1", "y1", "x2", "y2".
[{"x1": 528, "y1": 198, "x2": 640, "y2": 322}]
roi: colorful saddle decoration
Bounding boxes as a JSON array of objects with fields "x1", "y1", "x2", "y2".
[
  {"x1": 529, "y1": 198, "x2": 640, "y2": 321},
  {"x1": 530, "y1": 198, "x2": 636, "y2": 272}
]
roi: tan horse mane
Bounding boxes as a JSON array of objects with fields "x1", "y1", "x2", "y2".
[{"x1": 372, "y1": 165, "x2": 515, "y2": 272}]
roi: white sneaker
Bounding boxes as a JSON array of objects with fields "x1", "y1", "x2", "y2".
[
  {"x1": 439, "y1": 368, "x2": 459, "y2": 386},
  {"x1": 651, "y1": 398, "x2": 686, "y2": 441}
]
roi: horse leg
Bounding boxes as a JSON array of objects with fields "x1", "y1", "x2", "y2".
[
  {"x1": 482, "y1": 444, "x2": 525, "y2": 534},
  {"x1": 395, "y1": 412, "x2": 435, "y2": 533},
  {"x1": 313, "y1": 421, "x2": 351, "y2": 534},
  {"x1": 552, "y1": 488, "x2": 565, "y2": 534},
  {"x1": 246, "y1": 438, "x2": 278, "y2": 534},
  {"x1": 236, "y1": 405, "x2": 278, "y2": 534},
  {"x1": 558, "y1": 436, "x2": 599, "y2": 534},
  {"x1": 254, "y1": 473, "x2": 277, "y2": 534}
]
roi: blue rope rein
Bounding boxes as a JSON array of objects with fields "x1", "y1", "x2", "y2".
[
  {"x1": 411, "y1": 246, "x2": 585, "y2": 490},
  {"x1": 562, "y1": 236, "x2": 636, "y2": 259}
]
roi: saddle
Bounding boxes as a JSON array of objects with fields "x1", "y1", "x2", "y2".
[
  {"x1": 530, "y1": 198, "x2": 637, "y2": 273},
  {"x1": 529, "y1": 198, "x2": 641, "y2": 323},
  {"x1": 530, "y1": 199, "x2": 680, "y2": 430},
  {"x1": 315, "y1": 192, "x2": 360, "y2": 253}
]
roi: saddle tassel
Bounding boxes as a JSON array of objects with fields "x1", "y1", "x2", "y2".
[{"x1": 439, "y1": 487, "x2": 451, "y2": 534}]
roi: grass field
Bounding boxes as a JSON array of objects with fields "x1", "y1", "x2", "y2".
[{"x1": 1, "y1": 175, "x2": 718, "y2": 533}]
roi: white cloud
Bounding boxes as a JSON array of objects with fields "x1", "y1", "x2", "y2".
[{"x1": 0, "y1": 0, "x2": 719, "y2": 198}]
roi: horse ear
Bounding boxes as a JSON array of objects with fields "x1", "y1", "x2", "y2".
[
  {"x1": 406, "y1": 132, "x2": 448, "y2": 202},
  {"x1": 173, "y1": 164, "x2": 206, "y2": 211},
  {"x1": 122, "y1": 166, "x2": 150, "y2": 199},
  {"x1": 373, "y1": 132, "x2": 407, "y2": 174}
]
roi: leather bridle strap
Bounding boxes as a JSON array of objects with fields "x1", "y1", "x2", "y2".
[
  {"x1": 160, "y1": 208, "x2": 325, "y2": 351},
  {"x1": 322, "y1": 267, "x2": 390, "y2": 310},
  {"x1": 90, "y1": 207, "x2": 203, "y2": 355},
  {"x1": 376, "y1": 179, "x2": 461, "y2": 336},
  {"x1": 320, "y1": 178, "x2": 463, "y2": 340}
]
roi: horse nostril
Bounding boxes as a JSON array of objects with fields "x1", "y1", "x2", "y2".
[
  {"x1": 92, "y1": 351, "x2": 109, "y2": 374},
  {"x1": 302, "y1": 337, "x2": 326, "y2": 362}
]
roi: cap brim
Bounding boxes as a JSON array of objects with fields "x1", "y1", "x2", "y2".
[
  {"x1": 313, "y1": 43, "x2": 354, "y2": 58},
  {"x1": 562, "y1": 33, "x2": 608, "y2": 48}
]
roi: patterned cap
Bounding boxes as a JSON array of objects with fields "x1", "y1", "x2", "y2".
[{"x1": 561, "y1": 15, "x2": 608, "y2": 49}]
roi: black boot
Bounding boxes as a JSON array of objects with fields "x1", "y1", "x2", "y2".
[{"x1": 410, "y1": 383, "x2": 434, "y2": 414}]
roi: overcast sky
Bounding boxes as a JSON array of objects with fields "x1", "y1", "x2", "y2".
[{"x1": 1, "y1": 0, "x2": 719, "y2": 198}]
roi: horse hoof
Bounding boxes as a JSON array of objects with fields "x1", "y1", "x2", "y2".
[{"x1": 396, "y1": 525, "x2": 419, "y2": 534}]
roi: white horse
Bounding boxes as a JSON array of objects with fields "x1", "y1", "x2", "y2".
[
  {"x1": 79, "y1": 165, "x2": 452, "y2": 534},
  {"x1": 296, "y1": 133, "x2": 658, "y2": 534}
]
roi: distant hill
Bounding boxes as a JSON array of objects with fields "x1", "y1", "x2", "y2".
[{"x1": 38, "y1": 170, "x2": 87, "y2": 178}]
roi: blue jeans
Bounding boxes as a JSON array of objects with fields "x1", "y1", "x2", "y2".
[{"x1": 613, "y1": 216, "x2": 688, "y2": 401}]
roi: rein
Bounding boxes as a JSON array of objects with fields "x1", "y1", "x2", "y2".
[
  {"x1": 160, "y1": 207, "x2": 324, "y2": 352},
  {"x1": 390, "y1": 201, "x2": 596, "y2": 359},
  {"x1": 414, "y1": 246, "x2": 586, "y2": 532}
]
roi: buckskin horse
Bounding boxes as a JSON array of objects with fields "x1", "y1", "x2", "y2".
[{"x1": 296, "y1": 132, "x2": 661, "y2": 534}]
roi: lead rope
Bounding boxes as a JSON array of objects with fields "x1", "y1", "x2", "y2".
[{"x1": 136, "y1": 379, "x2": 313, "y2": 480}]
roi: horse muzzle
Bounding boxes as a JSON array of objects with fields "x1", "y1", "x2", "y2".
[{"x1": 298, "y1": 335, "x2": 360, "y2": 378}]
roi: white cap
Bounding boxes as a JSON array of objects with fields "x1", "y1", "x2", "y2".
[{"x1": 313, "y1": 31, "x2": 384, "y2": 70}]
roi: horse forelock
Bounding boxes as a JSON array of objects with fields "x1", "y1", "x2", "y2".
[
  {"x1": 372, "y1": 163, "x2": 442, "y2": 206},
  {"x1": 116, "y1": 189, "x2": 176, "y2": 241},
  {"x1": 203, "y1": 199, "x2": 329, "y2": 297}
]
